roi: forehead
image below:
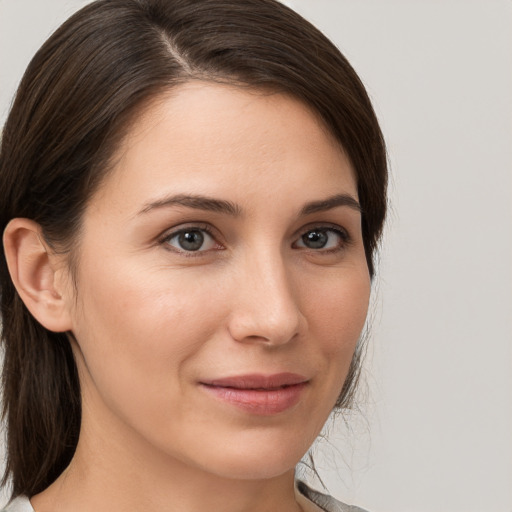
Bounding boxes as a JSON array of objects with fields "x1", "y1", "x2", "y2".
[{"x1": 92, "y1": 81, "x2": 357, "y2": 215}]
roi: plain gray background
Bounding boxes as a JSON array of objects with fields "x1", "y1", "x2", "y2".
[{"x1": 1, "y1": 1, "x2": 511, "y2": 511}]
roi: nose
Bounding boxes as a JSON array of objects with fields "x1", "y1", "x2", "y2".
[{"x1": 227, "y1": 250, "x2": 303, "y2": 346}]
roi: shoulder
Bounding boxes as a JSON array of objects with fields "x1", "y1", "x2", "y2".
[
  {"x1": 0, "y1": 496, "x2": 34, "y2": 512},
  {"x1": 297, "y1": 480, "x2": 370, "y2": 512}
]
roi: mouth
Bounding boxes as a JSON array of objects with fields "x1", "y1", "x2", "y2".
[{"x1": 199, "y1": 373, "x2": 309, "y2": 415}]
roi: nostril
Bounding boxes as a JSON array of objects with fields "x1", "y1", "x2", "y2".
[{"x1": 227, "y1": 318, "x2": 301, "y2": 347}]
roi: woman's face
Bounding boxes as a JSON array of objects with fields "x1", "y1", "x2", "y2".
[{"x1": 64, "y1": 82, "x2": 371, "y2": 480}]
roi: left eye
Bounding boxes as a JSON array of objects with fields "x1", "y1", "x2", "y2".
[
  {"x1": 294, "y1": 228, "x2": 347, "y2": 250},
  {"x1": 164, "y1": 229, "x2": 217, "y2": 252}
]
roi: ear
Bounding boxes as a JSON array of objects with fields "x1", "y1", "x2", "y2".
[{"x1": 3, "y1": 218, "x2": 73, "y2": 332}]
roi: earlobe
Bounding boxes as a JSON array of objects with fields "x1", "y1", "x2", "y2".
[{"x1": 3, "y1": 218, "x2": 73, "y2": 333}]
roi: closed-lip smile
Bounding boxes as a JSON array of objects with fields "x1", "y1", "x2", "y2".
[{"x1": 199, "y1": 373, "x2": 309, "y2": 415}]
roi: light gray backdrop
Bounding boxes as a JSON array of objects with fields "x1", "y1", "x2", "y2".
[{"x1": 1, "y1": 1, "x2": 511, "y2": 511}]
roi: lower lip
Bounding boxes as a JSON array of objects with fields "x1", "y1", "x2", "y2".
[{"x1": 200, "y1": 383, "x2": 307, "y2": 415}]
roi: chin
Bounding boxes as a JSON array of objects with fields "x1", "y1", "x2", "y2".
[{"x1": 184, "y1": 431, "x2": 312, "y2": 481}]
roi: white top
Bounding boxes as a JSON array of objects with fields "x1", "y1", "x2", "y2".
[{"x1": 1, "y1": 481, "x2": 368, "y2": 512}]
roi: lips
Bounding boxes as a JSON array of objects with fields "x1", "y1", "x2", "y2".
[{"x1": 200, "y1": 373, "x2": 308, "y2": 415}]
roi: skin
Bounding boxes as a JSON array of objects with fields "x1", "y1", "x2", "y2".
[{"x1": 8, "y1": 82, "x2": 371, "y2": 512}]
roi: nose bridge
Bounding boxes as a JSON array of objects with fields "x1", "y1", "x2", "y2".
[{"x1": 228, "y1": 244, "x2": 301, "y2": 345}]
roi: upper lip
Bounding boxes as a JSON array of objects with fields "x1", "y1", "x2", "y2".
[{"x1": 200, "y1": 373, "x2": 308, "y2": 390}]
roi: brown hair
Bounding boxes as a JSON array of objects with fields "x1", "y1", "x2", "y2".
[{"x1": 0, "y1": 0, "x2": 387, "y2": 499}]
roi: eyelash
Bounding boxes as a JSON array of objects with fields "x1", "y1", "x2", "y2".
[
  {"x1": 159, "y1": 223, "x2": 221, "y2": 256},
  {"x1": 293, "y1": 225, "x2": 351, "y2": 253},
  {"x1": 158, "y1": 223, "x2": 351, "y2": 255}
]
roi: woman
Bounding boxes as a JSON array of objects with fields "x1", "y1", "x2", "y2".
[{"x1": 0, "y1": 1, "x2": 387, "y2": 511}]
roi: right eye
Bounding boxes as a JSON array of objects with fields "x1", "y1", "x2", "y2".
[{"x1": 162, "y1": 228, "x2": 218, "y2": 253}]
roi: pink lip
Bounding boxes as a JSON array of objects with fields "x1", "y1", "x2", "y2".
[{"x1": 200, "y1": 373, "x2": 308, "y2": 415}]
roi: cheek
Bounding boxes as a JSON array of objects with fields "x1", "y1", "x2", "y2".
[
  {"x1": 68, "y1": 265, "x2": 233, "y2": 456},
  {"x1": 304, "y1": 268, "x2": 370, "y2": 352},
  {"x1": 303, "y1": 267, "x2": 370, "y2": 396},
  {"x1": 75, "y1": 256, "x2": 216, "y2": 341},
  {"x1": 69, "y1": 259, "x2": 223, "y2": 403}
]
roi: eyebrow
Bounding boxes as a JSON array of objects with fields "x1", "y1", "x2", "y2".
[
  {"x1": 300, "y1": 193, "x2": 362, "y2": 215},
  {"x1": 138, "y1": 193, "x2": 242, "y2": 216},
  {"x1": 137, "y1": 192, "x2": 361, "y2": 217}
]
